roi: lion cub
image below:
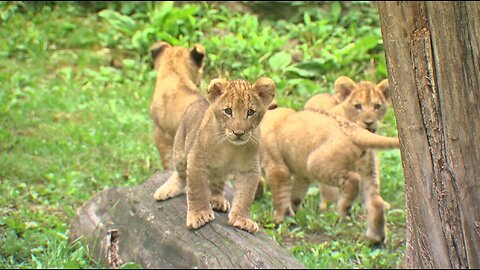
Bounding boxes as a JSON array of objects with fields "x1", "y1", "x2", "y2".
[
  {"x1": 150, "y1": 41, "x2": 205, "y2": 170},
  {"x1": 154, "y1": 77, "x2": 275, "y2": 233},
  {"x1": 260, "y1": 107, "x2": 398, "y2": 242},
  {"x1": 304, "y1": 76, "x2": 390, "y2": 211}
]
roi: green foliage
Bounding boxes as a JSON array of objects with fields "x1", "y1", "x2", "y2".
[
  {"x1": 0, "y1": 1, "x2": 405, "y2": 269},
  {"x1": 251, "y1": 181, "x2": 405, "y2": 269}
]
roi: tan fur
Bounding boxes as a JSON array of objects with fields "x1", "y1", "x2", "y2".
[
  {"x1": 304, "y1": 76, "x2": 391, "y2": 213},
  {"x1": 154, "y1": 77, "x2": 275, "y2": 233},
  {"x1": 304, "y1": 75, "x2": 357, "y2": 112},
  {"x1": 150, "y1": 41, "x2": 206, "y2": 170},
  {"x1": 260, "y1": 107, "x2": 398, "y2": 243}
]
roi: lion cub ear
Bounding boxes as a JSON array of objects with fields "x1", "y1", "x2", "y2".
[
  {"x1": 253, "y1": 77, "x2": 276, "y2": 107},
  {"x1": 150, "y1": 41, "x2": 171, "y2": 70},
  {"x1": 334, "y1": 76, "x2": 356, "y2": 101},
  {"x1": 376, "y1": 79, "x2": 391, "y2": 103},
  {"x1": 267, "y1": 99, "x2": 278, "y2": 110},
  {"x1": 190, "y1": 44, "x2": 205, "y2": 67},
  {"x1": 207, "y1": 78, "x2": 228, "y2": 103}
]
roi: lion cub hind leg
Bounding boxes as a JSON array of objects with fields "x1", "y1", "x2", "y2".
[
  {"x1": 290, "y1": 176, "x2": 310, "y2": 213},
  {"x1": 153, "y1": 126, "x2": 174, "y2": 170},
  {"x1": 307, "y1": 144, "x2": 360, "y2": 218},
  {"x1": 365, "y1": 194, "x2": 386, "y2": 243},
  {"x1": 209, "y1": 179, "x2": 230, "y2": 212},
  {"x1": 254, "y1": 176, "x2": 265, "y2": 199},
  {"x1": 319, "y1": 183, "x2": 340, "y2": 210},
  {"x1": 210, "y1": 195, "x2": 230, "y2": 212},
  {"x1": 336, "y1": 171, "x2": 360, "y2": 218},
  {"x1": 153, "y1": 171, "x2": 186, "y2": 201}
]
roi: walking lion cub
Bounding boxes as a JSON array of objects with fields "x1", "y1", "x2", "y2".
[
  {"x1": 304, "y1": 76, "x2": 390, "y2": 210},
  {"x1": 150, "y1": 41, "x2": 205, "y2": 170},
  {"x1": 154, "y1": 77, "x2": 275, "y2": 233},
  {"x1": 260, "y1": 106, "x2": 398, "y2": 242}
]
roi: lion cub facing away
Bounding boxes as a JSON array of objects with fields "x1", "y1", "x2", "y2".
[
  {"x1": 150, "y1": 41, "x2": 205, "y2": 170},
  {"x1": 260, "y1": 107, "x2": 398, "y2": 242},
  {"x1": 304, "y1": 76, "x2": 390, "y2": 210},
  {"x1": 154, "y1": 77, "x2": 275, "y2": 233}
]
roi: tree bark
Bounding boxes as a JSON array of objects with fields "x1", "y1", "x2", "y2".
[
  {"x1": 377, "y1": 1, "x2": 480, "y2": 268},
  {"x1": 68, "y1": 171, "x2": 304, "y2": 269}
]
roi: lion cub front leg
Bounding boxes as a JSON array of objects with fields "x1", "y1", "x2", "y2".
[
  {"x1": 185, "y1": 166, "x2": 214, "y2": 230},
  {"x1": 228, "y1": 170, "x2": 260, "y2": 233},
  {"x1": 153, "y1": 171, "x2": 185, "y2": 201}
]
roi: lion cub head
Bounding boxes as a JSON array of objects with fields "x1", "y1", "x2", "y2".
[
  {"x1": 151, "y1": 41, "x2": 205, "y2": 86},
  {"x1": 207, "y1": 77, "x2": 276, "y2": 146},
  {"x1": 330, "y1": 76, "x2": 390, "y2": 133}
]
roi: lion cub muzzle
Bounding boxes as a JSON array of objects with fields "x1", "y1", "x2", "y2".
[
  {"x1": 363, "y1": 118, "x2": 377, "y2": 133},
  {"x1": 226, "y1": 129, "x2": 249, "y2": 145}
]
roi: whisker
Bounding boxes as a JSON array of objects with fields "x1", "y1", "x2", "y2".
[
  {"x1": 213, "y1": 132, "x2": 225, "y2": 138},
  {"x1": 217, "y1": 134, "x2": 228, "y2": 145},
  {"x1": 249, "y1": 134, "x2": 260, "y2": 146}
]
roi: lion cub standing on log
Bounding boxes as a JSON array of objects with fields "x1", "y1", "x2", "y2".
[
  {"x1": 150, "y1": 41, "x2": 205, "y2": 170},
  {"x1": 154, "y1": 77, "x2": 275, "y2": 233},
  {"x1": 260, "y1": 106, "x2": 398, "y2": 242}
]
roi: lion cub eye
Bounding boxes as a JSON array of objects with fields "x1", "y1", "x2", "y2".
[
  {"x1": 224, "y1": 108, "x2": 233, "y2": 116},
  {"x1": 246, "y1": 109, "x2": 256, "y2": 117},
  {"x1": 354, "y1": 104, "x2": 362, "y2": 110},
  {"x1": 374, "y1": 103, "x2": 382, "y2": 110}
]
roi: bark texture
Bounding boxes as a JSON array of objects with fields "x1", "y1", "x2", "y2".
[
  {"x1": 68, "y1": 171, "x2": 304, "y2": 269},
  {"x1": 378, "y1": 1, "x2": 480, "y2": 268}
]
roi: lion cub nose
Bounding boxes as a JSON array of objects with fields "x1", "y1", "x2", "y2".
[
  {"x1": 364, "y1": 119, "x2": 374, "y2": 126},
  {"x1": 233, "y1": 130, "x2": 245, "y2": 137}
]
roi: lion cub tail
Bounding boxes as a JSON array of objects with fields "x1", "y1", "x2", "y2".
[{"x1": 352, "y1": 128, "x2": 400, "y2": 149}]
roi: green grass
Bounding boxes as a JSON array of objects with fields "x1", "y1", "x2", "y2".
[{"x1": 0, "y1": 1, "x2": 405, "y2": 268}]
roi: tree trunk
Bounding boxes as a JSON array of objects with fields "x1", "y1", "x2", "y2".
[
  {"x1": 68, "y1": 171, "x2": 304, "y2": 269},
  {"x1": 377, "y1": 1, "x2": 480, "y2": 268}
]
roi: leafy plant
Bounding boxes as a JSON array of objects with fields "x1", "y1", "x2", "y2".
[{"x1": 0, "y1": 2, "x2": 404, "y2": 269}]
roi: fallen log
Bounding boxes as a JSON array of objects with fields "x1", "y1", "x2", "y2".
[{"x1": 68, "y1": 171, "x2": 305, "y2": 269}]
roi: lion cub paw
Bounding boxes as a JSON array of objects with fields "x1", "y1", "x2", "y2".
[
  {"x1": 228, "y1": 213, "x2": 259, "y2": 233},
  {"x1": 366, "y1": 228, "x2": 386, "y2": 243},
  {"x1": 319, "y1": 200, "x2": 328, "y2": 210},
  {"x1": 153, "y1": 183, "x2": 184, "y2": 201},
  {"x1": 273, "y1": 206, "x2": 294, "y2": 224},
  {"x1": 210, "y1": 195, "x2": 230, "y2": 212},
  {"x1": 186, "y1": 208, "x2": 215, "y2": 230}
]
